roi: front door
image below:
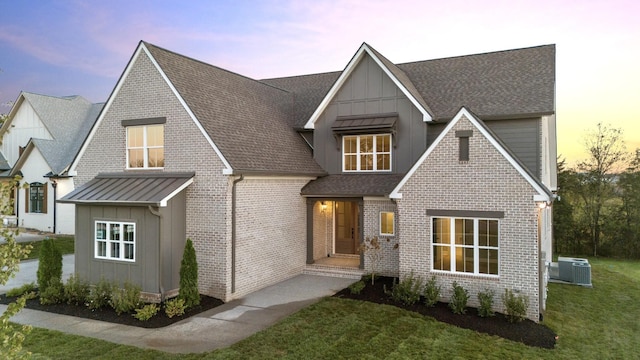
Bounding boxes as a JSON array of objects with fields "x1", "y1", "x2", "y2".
[{"x1": 335, "y1": 201, "x2": 359, "y2": 254}]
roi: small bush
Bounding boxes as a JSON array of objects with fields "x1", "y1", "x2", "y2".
[
  {"x1": 502, "y1": 289, "x2": 529, "y2": 323},
  {"x1": 448, "y1": 282, "x2": 469, "y2": 314},
  {"x1": 423, "y1": 276, "x2": 441, "y2": 307},
  {"x1": 477, "y1": 288, "x2": 495, "y2": 317},
  {"x1": 64, "y1": 274, "x2": 90, "y2": 306},
  {"x1": 349, "y1": 280, "x2": 365, "y2": 295},
  {"x1": 164, "y1": 298, "x2": 187, "y2": 318},
  {"x1": 390, "y1": 272, "x2": 423, "y2": 306},
  {"x1": 87, "y1": 278, "x2": 116, "y2": 310},
  {"x1": 6, "y1": 282, "x2": 36, "y2": 297},
  {"x1": 109, "y1": 282, "x2": 141, "y2": 315},
  {"x1": 39, "y1": 279, "x2": 64, "y2": 305},
  {"x1": 37, "y1": 238, "x2": 62, "y2": 295},
  {"x1": 179, "y1": 239, "x2": 200, "y2": 308},
  {"x1": 133, "y1": 304, "x2": 159, "y2": 321}
]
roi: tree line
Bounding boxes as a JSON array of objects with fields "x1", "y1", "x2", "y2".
[{"x1": 554, "y1": 123, "x2": 640, "y2": 258}]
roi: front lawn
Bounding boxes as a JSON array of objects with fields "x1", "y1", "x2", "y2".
[
  {"x1": 23, "y1": 235, "x2": 74, "y2": 260},
  {"x1": 19, "y1": 258, "x2": 640, "y2": 359}
]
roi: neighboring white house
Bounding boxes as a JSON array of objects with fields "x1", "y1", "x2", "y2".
[{"x1": 0, "y1": 92, "x2": 103, "y2": 234}]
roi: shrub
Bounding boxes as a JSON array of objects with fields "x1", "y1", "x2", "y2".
[
  {"x1": 6, "y1": 283, "x2": 36, "y2": 298},
  {"x1": 423, "y1": 276, "x2": 441, "y2": 307},
  {"x1": 109, "y1": 282, "x2": 141, "y2": 315},
  {"x1": 164, "y1": 298, "x2": 187, "y2": 318},
  {"x1": 64, "y1": 274, "x2": 90, "y2": 306},
  {"x1": 179, "y1": 238, "x2": 200, "y2": 308},
  {"x1": 39, "y1": 280, "x2": 64, "y2": 305},
  {"x1": 87, "y1": 278, "x2": 116, "y2": 310},
  {"x1": 390, "y1": 272, "x2": 423, "y2": 306},
  {"x1": 477, "y1": 288, "x2": 495, "y2": 317},
  {"x1": 36, "y1": 238, "x2": 62, "y2": 295},
  {"x1": 502, "y1": 289, "x2": 529, "y2": 323},
  {"x1": 349, "y1": 280, "x2": 365, "y2": 295},
  {"x1": 133, "y1": 304, "x2": 159, "y2": 321},
  {"x1": 449, "y1": 282, "x2": 469, "y2": 314}
]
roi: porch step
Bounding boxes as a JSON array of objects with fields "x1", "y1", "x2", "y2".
[{"x1": 303, "y1": 264, "x2": 366, "y2": 280}]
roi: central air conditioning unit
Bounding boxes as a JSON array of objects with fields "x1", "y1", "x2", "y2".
[{"x1": 549, "y1": 257, "x2": 592, "y2": 287}]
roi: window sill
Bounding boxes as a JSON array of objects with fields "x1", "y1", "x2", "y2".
[{"x1": 430, "y1": 270, "x2": 499, "y2": 281}]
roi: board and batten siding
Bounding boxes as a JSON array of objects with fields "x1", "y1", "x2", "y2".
[
  {"x1": 74, "y1": 192, "x2": 187, "y2": 301},
  {"x1": 313, "y1": 53, "x2": 428, "y2": 175}
]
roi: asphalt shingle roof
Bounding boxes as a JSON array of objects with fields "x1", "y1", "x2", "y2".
[
  {"x1": 11, "y1": 93, "x2": 103, "y2": 175},
  {"x1": 144, "y1": 43, "x2": 326, "y2": 176},
  {"x1": 300, "y1": 174, "x2": 405, "y2": 197}
]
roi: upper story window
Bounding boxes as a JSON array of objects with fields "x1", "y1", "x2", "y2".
[
  {"x1": 126, "y1": 124, "x2": 164, "y2": 169},
  {"x1": 343, "y1": 134, "x2": 391, "y2": 172}
]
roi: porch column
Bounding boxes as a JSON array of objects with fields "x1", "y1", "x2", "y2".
[{"x1": 306, "y1": 198, "x2": 315, "y2": 264}]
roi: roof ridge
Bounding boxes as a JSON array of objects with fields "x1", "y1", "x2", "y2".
[{"x1": 142, "y1": 41, "x2": 291, "y2": 95}]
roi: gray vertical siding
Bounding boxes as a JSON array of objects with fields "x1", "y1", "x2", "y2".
[
  {"x1": 314, "y1": 53, "x2": 428, "y2": 174},
  {"x1": 160, "y1": 191, "x2": 187, "y2": 293}
]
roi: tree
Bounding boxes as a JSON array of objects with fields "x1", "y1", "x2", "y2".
[
  {"x1": 576, "y1": 123, "x2": 629, "y2": 256},
  {"x1": 553, "y1": 158, "x2": 579, "y2": 255},
  {"x1": 178, "y1": 238, "x2": 199, "y2": 307},
  {"x1": 611, "y1": 151, "x2": 640, "y2": 258},
  {"x1": 0, "y1": 176, "x2": 33, "y2": 359}
]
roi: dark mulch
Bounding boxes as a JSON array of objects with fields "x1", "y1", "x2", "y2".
[
  {"x1": 333, "y1": 276, "x2": 557, "y2": 349},
  {"x1": 0, "y1": 293, "x2": 223, "y2": 328}
]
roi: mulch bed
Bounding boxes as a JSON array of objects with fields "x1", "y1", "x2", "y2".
[
  {"x1": 0, "y1": 293, "x2": 223, "y2": 328},
  {"x1": 333, "y1": 276, "x2": 557, "y2": 349}
]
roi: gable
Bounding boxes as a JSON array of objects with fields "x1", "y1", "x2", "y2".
[
  {"x1": 390, "y1": 107, "x2": 552, "y2": 201},
  {"x1": 1, "y1": 97, "x2": 52, "y2": 167},
  {"x1": 304, "y1": 43, "x2": 433, "y2": 129}
]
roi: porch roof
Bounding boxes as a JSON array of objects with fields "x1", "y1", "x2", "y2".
[
  {"x1": 301, "y1": 174, "x2": 404, "y2": 197},
  {"x1": 59, "y1": 172, "x2": 195, "y2": 207}
]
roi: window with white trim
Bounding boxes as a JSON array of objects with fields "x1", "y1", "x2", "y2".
[
  {"x1": 343, "y1": 134, "x2": 391, "y2": 172},
  {"x1": 432, "y1": 217, "x2": 498, "y2": 275},
  {"x1": 380, "y1": 211, "x2": 394, "y2": 236},
  {"x1": 127, "y1": 124, "x2": 164, "y2": 169},
  {"x1": 95, "y1": 221, "x2": 136, "y2": 261}
]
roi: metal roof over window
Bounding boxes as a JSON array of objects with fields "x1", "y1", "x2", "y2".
[
  {"x1": 331, "y1": 113, "x2": 398, "y2": 134},
  {"x1": 59, "y1": 172, "x2": 195, "y2": 207}
]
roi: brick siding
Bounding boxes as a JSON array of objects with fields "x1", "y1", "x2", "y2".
[
  {"x1": 395, "y1": 115, "x2": 541, "y2": 321},
  {"x1": 362, "y1": 199, "x2": 399, "y2": 276}
]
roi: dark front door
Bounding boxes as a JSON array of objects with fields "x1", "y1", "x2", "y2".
[{"x1": 335, "y1": 201, "x2": 359, "y2": 254}]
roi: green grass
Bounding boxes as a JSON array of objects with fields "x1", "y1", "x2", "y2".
[
  {"x1": 22, "y1": 236, "x2": 74, "y2": 260},
  {"x1": 18, "y1": 258, "x2": 640, "y2": 359}
]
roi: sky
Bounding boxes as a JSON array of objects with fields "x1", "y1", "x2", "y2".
[{"x1": 1, "y1": 0, "x2": 639, "y2": 166}]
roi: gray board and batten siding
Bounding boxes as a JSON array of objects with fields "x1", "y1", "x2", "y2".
[
  {"x1": 311, "y1": 52, "x2": 542, "y2": 178},
  {"x1": 313, "y1": 53, "x2": 428, "y2": 175}
]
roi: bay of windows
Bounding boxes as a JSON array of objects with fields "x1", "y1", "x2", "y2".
[
  {"x1": 127, "y1": 124, "x2": 164, "y2": 169},
  {"x1": 343, "y1": 134, "x2": 391, "y2": 172},
  {"x1": 95, "y1": 221, "x2": 136, "y2": 261},
  {"x1": 432, "y1": 217, "x2": 499, "y2": 275}
]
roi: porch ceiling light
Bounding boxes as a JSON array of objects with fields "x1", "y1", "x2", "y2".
[{"x1": 321, "y1": 201, "x2": 327, "y2": 212}]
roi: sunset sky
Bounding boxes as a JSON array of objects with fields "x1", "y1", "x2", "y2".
[{"x1": 1, "y1": 0, "x2": 638, "y2": 166}]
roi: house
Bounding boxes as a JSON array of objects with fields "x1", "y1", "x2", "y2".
[
  {"x1": 60, "y1": 41, "x2": 556, "y2": 321},
  {"x1": 0, "y1": 92, "x2": 103, "y2": 234}
]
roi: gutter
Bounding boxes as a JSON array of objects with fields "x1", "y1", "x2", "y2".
[{"x1": 231, "y1": 174, "x2": 244, "y2": 294}]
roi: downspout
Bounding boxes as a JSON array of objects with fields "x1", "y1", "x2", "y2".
[
  {"x1": 51, "y1": 180, "x2": 57, "y2": 234},
  {"x1": 148, "y1": 205, "x2": 164, "y2": 302},
  {"x1": 231, "y1": 174, "x2": 244, "y2": 294}
]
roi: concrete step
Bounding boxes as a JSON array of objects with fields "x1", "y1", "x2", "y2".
[{"x1": 303, "y1": 264, "x2": 366, "y2": 280}]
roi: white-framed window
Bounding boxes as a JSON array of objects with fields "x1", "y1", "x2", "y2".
[
  {"x1": 432, "y1": 217, "x2": 499, "y2": 276},
  {"x1": 95, "y1": 221, "x2": 136, "y2": 262},
  {"x1": 380, "y1": 211, "x2": 394, "y2": 236},
  {"x1": 343, "y1": 134, "x2": 391, "y2": 172},
  {"x1": 127, "y1": 124, "x2": 164, "y2": 169}
]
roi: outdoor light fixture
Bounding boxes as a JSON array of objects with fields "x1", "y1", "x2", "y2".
[{"x1": 321, "y1": 201, "x2": 327, "y2": 212}]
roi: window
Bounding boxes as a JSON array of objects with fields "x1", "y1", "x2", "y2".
[
  {"x1": 26, "y1": 182, "x2": 47, "y2": 213},
  {"x1": 380, "y1": 211, "x2": 394, "y2": 236},
  {"x1": 343, "y1": 134, "x2": 391, "y2": 172},
  {"x1": 95, "y1": 221, "x2": 136, "y2": 261},
  {"x1": 127, "y1": 124, "x2": 164, "y2": 169},
  {"x1": 455, "y1": 130, "x2": 472, "y2": 162},
  {"x1": 432, "y1": 217, "x2": 498, "y2": 275}
]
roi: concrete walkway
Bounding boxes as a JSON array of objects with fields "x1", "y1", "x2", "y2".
[{"x1": 1, "y1": 256, "x2": 355, "y2": 354}]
